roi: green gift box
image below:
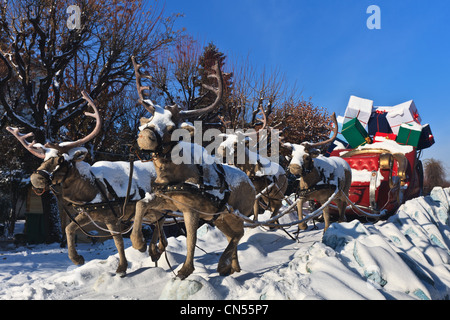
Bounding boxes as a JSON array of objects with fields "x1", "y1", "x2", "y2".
[
  {"x1": 395, "y1": 122, "x2": 422, "y2": 147},
  {"x1": 341, "y1": 118, "x2": 371, "y2": 148}
]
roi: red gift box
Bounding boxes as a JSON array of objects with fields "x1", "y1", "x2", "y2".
[{"x1": 373, "y1": 132, "x2": 397, "y2": 142}]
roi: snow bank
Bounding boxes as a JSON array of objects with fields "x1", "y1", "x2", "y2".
[
  {"x1": 323, "y1": 187, "x2": 450, "y2": 300},
  {"x1": 0, "y1": 188, "x2": 449, "y2": 300}
]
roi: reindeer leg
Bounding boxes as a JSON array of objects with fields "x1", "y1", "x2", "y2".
[
  {"x1": 148, "y1": 225, "x2": 160, "y2": 262},
  {"x1": 323, "y1": 206, "x2": 331, "y2": 233},
  {"x1": 252, "y1": 200, "x2": 260, "y2": 221},
  {"x1": 214, "y1": 214, "x2": 244, "y2": 276},
  {"x1": 105, "y1": 222, "x2": 128, "y2": 276},
  {"x1": 65, "y1": 214, "x2": 90, "y2": 266},
  {"x1": 270, "y1": 199, "x2": 282, "y2": 219},
  {"x1": 337, "y1": 197, "x2": 347, "y2": 224},
  {"x1": 158, "y1": 220, "x2": 168, "y2": 254},
  {"x1": 131, "y1": 200, "x2": 147, "y2": 252},
  {"x1": 149, "y1": 217, "x2": 167, "y2": 263},
  {"x1": 297, "y1": 198, "x2": 308, "y2": 230},
  {"x1": 177, "y1": 210, "x2": 199, "y2": 280}
]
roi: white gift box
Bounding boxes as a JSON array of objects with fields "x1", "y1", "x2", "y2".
[
  {"x1": 376, "y1": 100, "x2": 421, "y2": 135},
  {"x1": 343, "y1": 95, "x2": 373, "y2": 129},
  {"x1": 336, "y1": 115, "x2": 347, "y2": 142}
]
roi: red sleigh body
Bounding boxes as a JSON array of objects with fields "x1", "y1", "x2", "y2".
[{"x1": 328, "y1": 146, "x2": 423, "y2": 219}]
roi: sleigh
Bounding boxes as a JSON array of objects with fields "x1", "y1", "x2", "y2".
[{"x1": 328, "y1": 137, "x2": 423, "y2": 220}]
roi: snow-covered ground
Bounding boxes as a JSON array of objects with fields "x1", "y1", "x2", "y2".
[{"x1": 0, "y1": 187, "x2": 449, "y2": 300}]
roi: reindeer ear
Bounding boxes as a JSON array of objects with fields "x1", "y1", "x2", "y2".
[
  {"x1": 70, "y1": 148, "x2": 88, "y2": 162},
  {"x1": 140, "y1": 117, "x2": 151, "y2": 127},
  {"x1": 303, "y1": 143, "x2": 320, "y2": 158},
  {"x1": 309, "y1": 148, "x2": 321, "y2": 158},
  {"x1": 180, "y1": 122, "x2": 195, "y2": 137},
  {"x1": 281, "y1": 143, "x2": 293, "y2": 152}
]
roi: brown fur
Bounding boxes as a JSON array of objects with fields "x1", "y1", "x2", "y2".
[
  {"x1": 30, "y1": 153, "x2": 157, "y2": 276},
  {"x1": 290, "y1": 160, "x2": 351, "y2": 232},
  {"x1": 131, "y1": 123, "x2": 256, "y2": 279},
  {"x1": 217, "y1": 141, "x2": 288, "y2": 221}
]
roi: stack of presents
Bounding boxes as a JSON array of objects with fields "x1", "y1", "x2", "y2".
[{"x1": 332, "y1": 95, "x2": 435, "y2": 152}]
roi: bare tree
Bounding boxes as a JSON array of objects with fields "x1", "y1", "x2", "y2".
[
  {"x1": 0, "y1": 0, "x2": 181, "y2": 242},
  {"x1": 424, "y1": 158, "x2": 450, "y2": 194}
]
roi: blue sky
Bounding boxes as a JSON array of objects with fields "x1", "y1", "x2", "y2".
[{"x1": 163, "y1": 0, "x2": 450, "y2": 177}]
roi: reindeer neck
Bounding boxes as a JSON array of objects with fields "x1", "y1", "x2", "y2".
[
  {"x1": 235, "y1": 163, "x2": 258, "y2": 178},
  {"x1": 153, "y1": 157, "x2": 199, "y2": 185},
  {"x1": 61, "y1": 162, "x2": 99, "y2": 205},
  {"x1": 299, "y1": 168, "x2": 322, "y2": 190}
]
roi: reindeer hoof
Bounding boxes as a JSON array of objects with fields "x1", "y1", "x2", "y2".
[
  {"x1": 218, "y1": 263, "x2": 240, "y2": 277},
  {"x1": 132, "y1": 242, "x2": 147, "y2": 253},
  {"x1": 298, "y1": 222, "x2": 308, "y2": 231},
  {"x1": 117, "y1": 271, "x2": 127, "y2": 278},
  {"x1": 71, "y1": 255, "x2": 85, "y2": 266},
  {"x1": 116, "y1": 264, "x2": 128, "y2": 277},
  {"x1": 149, "y1": 248, "x2": 162, "y2": 262},
  {"x1": 177, "y1": 265, "x2": 194, "y2": 280}
]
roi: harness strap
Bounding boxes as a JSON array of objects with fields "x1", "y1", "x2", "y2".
[
  {"x1": 91, "y1": 172, "x2": 119, "y2": 218},
  {"x1": 297, "y1": 184, "x2": 335, "y2": 198},
  {"x1": 154, "y1": 182, "x2": 230, "y2": 213}
]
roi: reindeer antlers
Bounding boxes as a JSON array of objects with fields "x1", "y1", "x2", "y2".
[
  {"x1": 7, "y1": 91, "x2": 102, "y2": 158},
  {"x1": 307, "y1": 112, "x2": 338, "y2": 148},
  {"x1": 180, "y1": 61, "x2": 224, "y2": 119},
  {"x1": 131, "y1": 56, "x2": 155, "y2": 114},
  {"x1": 132, "y1": 56, "x2": 224, "y2": 120},
  {"x1": 6, "y1": 127, "x2": 46, "y2": 159},
  {"x1": 45, "y1": 91, "x2": 102, "y2": 153}
]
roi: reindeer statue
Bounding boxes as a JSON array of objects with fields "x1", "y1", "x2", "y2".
[
  {"x1": 130, "y1": 56, "x2": 256, "y2": 280},
  {"x1": 283, "y1": 113, "x2": 352, "y2": 232},
  {"x1": 216, "y1": 108, "x2": 287, "y2": 222},
  {"x1": 7, "y1": 91, "x2": 158, "y2": 276}
]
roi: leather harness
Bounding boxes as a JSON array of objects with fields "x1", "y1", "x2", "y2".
[{"x1": 152, "y1": 163, "x2": 231, "y2": 214}]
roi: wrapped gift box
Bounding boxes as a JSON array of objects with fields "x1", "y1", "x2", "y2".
[
  {"x1": 342, "y1": 118, "x2": 372, "y2": 148},
  {"x1": 368, "y1": 111, "x2": 393, "y2": 135},
  {"x1": 395, "y1": 122, "x2": 422, "y2": 147},
  {"x1": 373, "y1": 132, "x2": 397, "y2": 143},
  {"x1": 336, "y1": 115, "x2": 348, "y2": 143},
  {"x1": 417, "y1": 123, "x2": 435, "y2": 150},
  {"x1": 343, "y1": 96, "x2": 373, "y2": 129},
  {"x1": 377, "y1": 100, "x2": 421, "y2": 135},
  {"x1": 325, "y1": 138, "x2": 351, "y2": 157}
]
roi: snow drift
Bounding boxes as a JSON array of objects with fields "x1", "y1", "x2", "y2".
[{"x1": 0, "y1": 188, "x2": 449, "y2": 300}]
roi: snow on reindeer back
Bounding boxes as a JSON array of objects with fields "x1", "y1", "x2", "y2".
[
  {"x1": 218, "y1": 133, "x2": 285, "y2": 178},
  {"x1": 287, "y1": 143, "x2": 349, "y2": 186},
  {"x1": 77, "y1": 160, "x2": 155, "y2": 204},
  {"x1": 174, "y1": 141, "x2": 252, "y2": 192}
]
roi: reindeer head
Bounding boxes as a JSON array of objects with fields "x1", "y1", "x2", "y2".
[
  {"x1": 7, "y1": 91, "x2": 101, "y2": 192},
  {"x1": 283, "y1": 113, "x2": 338, "y2": 176},
  {"x1": 216, "y1": 104, "x2": 268, "y2": 171},
  {"x1": 132, "y1": 56, "x2": 223, "y2": 156}
]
